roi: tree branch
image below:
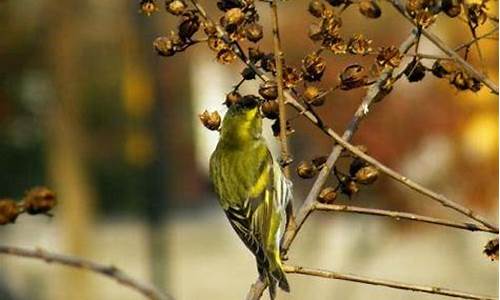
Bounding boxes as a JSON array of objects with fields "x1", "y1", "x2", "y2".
[
  {"x1": 283, "y1": 265, "x2": 497, "y2": 300},
  {"x1": 313, "y1": 203, "x2": 498, "y2": 234},
  {"x1": 0, "y1": 245, "x2": 172, "y2": 300},
  {"x1": 388, "y1": 0, "x2": 499, "y2": 94}
]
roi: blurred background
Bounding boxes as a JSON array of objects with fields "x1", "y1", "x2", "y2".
[{"x1": 0, "y1": 0, "x2": 498, "y2": 299}]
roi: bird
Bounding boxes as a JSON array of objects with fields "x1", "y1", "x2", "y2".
[{"x1": 209, "y1": 95, "x2": 292, "y2": 299}]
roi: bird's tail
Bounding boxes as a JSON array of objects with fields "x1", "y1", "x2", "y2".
[{"x1": 260, "y1": 258, "x2": 290, "y2": 300}]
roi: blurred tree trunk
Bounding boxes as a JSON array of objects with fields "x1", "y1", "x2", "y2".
[{"x1": 44, "y1": 1, "x2": 95, "y2": 300}]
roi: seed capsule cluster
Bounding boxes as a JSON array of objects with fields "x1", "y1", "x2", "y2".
[{"x1": 0, "y1": 187, "x2": 57, "y2": 225}]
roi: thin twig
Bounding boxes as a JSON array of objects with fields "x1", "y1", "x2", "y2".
[
  {"x1": 454, "y1": 26, "x2": 499, "y2": 52},
  {"x1": 269, "y1": 0, "x2": 291, "y2": 175},
  {"x1": 283, "y1": 265, "x2": 497, "y2": 300},
  {"x1": 388, "y1": 0, "x2": 499, "y2": 94},
  {"x1": 0, "y1": 245, "x2": 172, "y2": 300},
  {"x1": 313, "y1": 203, "x2": 499, "y2": 234}
]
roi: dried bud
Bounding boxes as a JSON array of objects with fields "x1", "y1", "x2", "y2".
[
  {"x1": 297, "y1": 161, "x2": 318, "y2": 179},
  {"x1": 224, "y1": 8, "x2": 245, "y2": 26},
  {"x1": 199, "y1": 110, "x2": 221, "y2": 130},
  {"x1": 225, "y1": 91, "x2": 242, "y2": 107},
  {"x1": 441, "y1": 0, "x2": 461, "y2": 17},
  {"x1": 165, "y1": 0, "x2": 187, "y2": 15},
  {"x1": 328, "y1": 37, "x2": 348, "y2": 54},
  {"x1": 217, "y1": 48, "x2": 237, "y2": 64},
  {"x1": 259, "y1": 81, "x2": 278, "y2": 100},
  {"x1": 245, "y1": 23, "x2": 264, "y2": 43},
  {"x1": 203, "y1": 21, "x2": 218, "y2": 36},
  {"x1": 318, "y1": 187, "x2": 337, "y2": 204},
  {"x1": 303, "y1": 86, "x2": 325, "y2": 106},
  {"x1": 178, "y1": 12, "x2": 200, "y2": 41},
  {"x1": 241, "y1": 67, "x2": 256, "y2": 80},
  {"x1": 309, "y1": 0, "x2": 326, "y2": 17},
  {"x1": 322, "y1": 14, "x2": 342, "y2": 37},
  {"x1": 358, "y1": 0, "x2": 381, "y2": 18},
  {"x1": 376, "y1": 46, "x2": 402, "y2": 68},
  {"x1": 153, "y1": 37, "x2": 176, "y2": 57},
  {"x1": 484, "y1": 238, "x2": 499, "y2": 261},
  {"x1": 0, "y1": 199, "x2": 19, "y2": 225},
  {"x1": 24, "y1": 187, "x2": 57, "y2": 215},
  {"x1": 140, "y1": 0, "x2": 159, "y2": 16},
  {"x1": 468, "y1": 3, "x2": 488, "y2": 28},
  {"x1": 340, "y1": 64, "x2": 367, "y2": 90},
  {"x1": 404, "y1": 60, "x2": 426, "y2": 82},
  {"x1": 355, "y1": 166, "x2": 379, "y2": 184},
  {"x1": 431, "y1": 60, "x2": 457, "y2": 78},
  {"x1": 308, "y1": 23, "x2": 324, "y2": 41},
  {"x1": 261, "y1": 100, "x2": 279, "y2": 119},
  {"x1": 217, "y1": 0, "x2": 244, "y2": 11},
  {"x1": 208, "y1": 37, "x2": 225, "y2": 52},
  {"x1": 348, "y1": 34, "x2": 373, "y2": 55},
  {"x1": 302, "y1": 53, "x2": 327, "y2": 81}
]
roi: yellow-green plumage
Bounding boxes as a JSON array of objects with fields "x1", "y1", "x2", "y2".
[{"x1": 209, "y1": 97, "x2": 291, "y2": 299}]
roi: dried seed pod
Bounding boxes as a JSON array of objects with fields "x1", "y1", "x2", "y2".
[
  {"x1": 217, "y1": 48, "x2": 237, "y2": 64},
  {"x1": 224, "y1": 8, "x2": 245, "y2": 26},
  {"x1": 355, "y1": 166, "x2": 379, "y2": 184},
  {"x1": 467, "y1": 77, "x2": 481, "y2": 92},
  {"x1": 208, "y1": 37, "x2": 225, "y2": 52},
  {"x1": 283, "y1": 66, "x2": 301, "y2": 88},
  {"x1": 24, "y1": 187, "x2": 57, "y2": 215},
  {"x1": 203, "y1": 21, "x2": 218, "y2": 36},
  {"x1": 404, "y1": 60, "x2": 426, "y2": 82},
  {"x1": 348, "y1": 34, "x2": 373, "y2": 55},
  {"x1": 225, "y1": 91, "x2": 242, "y2": 107},
  {"x1": 376, "y1": 46, "x2": 402, "y2": 68},
  {"x1": 302, "y1": 53, "x2": 326, "y2": 81},
  {"x1": 468, "y1": 3, "x2": 488, "y2": 28},
  {"x1": 199, "y1": 110, "x2": 221, "y2": 130},
  {"x1": 484, "y1": 238, "x2": 499, "y2": 261},
  {"x1": 248, "y1": 47, "x2": 264, "y2": 62},
  {"x1": 358, "y1": 0, "x2": 382, "y2": 18},
  {"x1": 431, "y1": 60, "x2": 457, "y2": 78},
  {"x1": 297, "y1": 161, "x2": 318, "y2": 179},
  {"x1": 414, "y1": 10, "x2": 436, "y2": 28},
  {"x1": 0, "y1": 199, "x2": 19, "y2": 225},
  {"x1": 241, "y1": 67, "x2": 256, "y2": 80},
  {"x1": 341, "y1": 179, "x2": 359, "y2": 197},
  {"x1": 450, "y1": 71, "x2": 469, "y2": 90},
  {"x1": 271, "y1": 120, "x2": 293, "y2": 137},
  {"x1": 261, "y1": 54, "x2": 277, "y2": 73},
  {"x1": 328, "y1": 37, "x2": 348, "y2": 54},
  {"x1": 245, "y1": 23, "x2": 264, "y2": 43},
  {"x1": 322, "y1": 14, "x2": 343, "y2": 37},
  {"x1": 340, "y1": 64, "x2": 367, "y2": 90},
  {"x1": 165, "y1": 0, "x2": 187, "y2": 15},
  {"x1": 217, "y1": 0, "x2": 244, "y2": 11},
  {"x1": 312, "y1": 155, "x2": 328, "y2": 169},
  {"x1": 441, "y1": 0, "x2": 461, "y2": 17},
  {"x1": 349, "y1": 157, "x2": 368, "y2": 177},
  {"x1": 303, "y1": 86, "x2": 325, "y2": 106},
  {"x1": 309, "y1": 0, "x2": 326, "y2": 17},
  {"x1": 318, "y1": 187, "x2": 337, "y2": 204},
  {"x1": 308, "y1": 23, "x2": 324, "y2": 41},
  {"x1": 259, "y1": 81, "x2": 278, "y2": 100},
  {"x1": 178, "y1": 12, "x2": 200, "y2": 41},
  {"x1": 153, "y1": 37, "x2": 176, "y2": 57},
  {"x1": 261, "y1": 100, "x2": 279, "y2": 119},
  {"x1": 140, "y1": 0, "x2": 159, "y2": 16},
  {"x1": 326, "y1": 0, "x2": 347, "y2": 7}
]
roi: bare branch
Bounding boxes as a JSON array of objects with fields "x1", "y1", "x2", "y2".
[
  {"x1": 314, "y1": 203, "x2": 498, "y2": 234},
  {"x1": 388, "y1": 0, "x2": 499, "y2": 94},
  {"x1": 283, "y1": 265, "x2": 497, "y2": 300},
  {"x1": 269, "y1": 0, "x2": 292, "y2": 175},
  {"x1": 0, "y1": 245, "x2": 172, "y2": 300}
]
